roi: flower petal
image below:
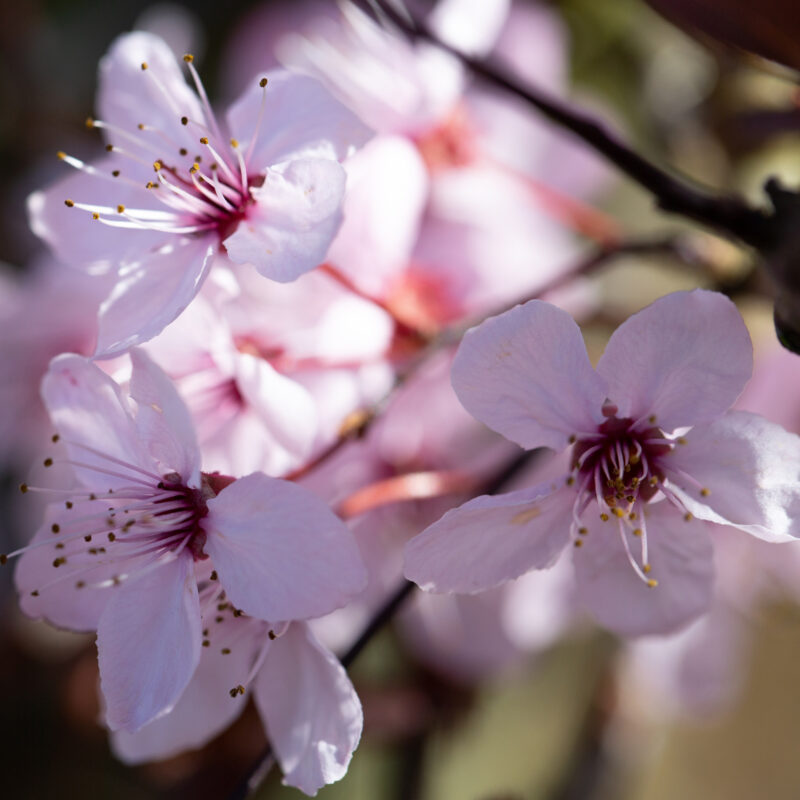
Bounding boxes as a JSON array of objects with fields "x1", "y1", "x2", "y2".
[
  {"x1": 98, "y1": 555, "x2": 201, "y2": 732},
  {"x1": 404, "y1": 482, "x2": 573, "y2": 594},
  {"x1": 665, "y1": 410, "x2": 800, "y2": 542},
  {"x1": 451, "y1": 300, "x2": 607, "y2": 451},
  {"x1": 111, "y1": 619, "x2": 252, "y2": 763},
  {"x1": 254, "y1": 622, "x2": 362, "y2": 795},
  {"x1": 596, "y1": 290, "x2": 752, "y2": 430},
  {"x1": 226, "y1": 70, "x2": 372, "y2": 169},
  {"x1": 573, "y1": 502, "x2": 714, "y2": 636},
  {"x1": 97, "y1": 32, "x2": 203, "y2": 166},
  {"x1": 205, "y1": 473, "x2": 367, "y2": 621},
  {"x1": 94, "y1": 237, "x2": 216, "y2": 357},
  {"x1": 27, "y1": 158, "x2": 164, "y2": 271},
  {"x1": 223, "y1": 158, "x2": 346, "y2": 283},
  {"x1": 326, "y1": 135, "x2": 428, "y2": 297},
  {"x1": 42, "y1": 354, "x2": 155, "y2": 489},
  {"x1": 129, "y1": 348, "x2": 201, "y2": 485}
]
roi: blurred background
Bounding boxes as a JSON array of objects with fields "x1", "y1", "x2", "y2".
[{"x1": 2, "y1": 0, "x2": 800, "y2": 798}]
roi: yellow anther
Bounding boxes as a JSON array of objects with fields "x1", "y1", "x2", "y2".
[
  {"x1": 684, "y1": 512, "x2": 693, "y2": 522},
  {"x1": 190, "y1": 163, "x2": 199, "y2": 174},
  {"x1": 145, "y1": 181, "x2": 155, "y2": 189},
  {"x1": 566, "y1": 476, "x2": 575, "y2": 486},
  {"x1": 92, "y1": 213, "x2": 99, "y2": 220},
  {"x1": 613, "y1": 508, "x2": 625, "y2": 518},
  {"x1": 141, "y1": 62, "x2": 148, "y2": 70},
  {"x1": 57, "y1": 151, "x2": 66, "y2": 160},
  {"x1": 52, "y1": 557, "x2": 66, "y2": 568},
  {"x1": 85, "y1": 117, "x2": 95, "y2": 129},
  {"x1": 629, "y1": 511, "x2": 637, "y2": 520},
  {"x1": 116, "y1": 204, "x2": 125, "y2": 214},
  {"x1": 137, "y1": 123, "x2": 145, "y2": 130},
  {"x1": 19, "y1": 483, "x2": 28, "y2": 493},
  {"x1": 153, "y1": 161, "x2": 162, "y2": 171},
  {"x1": 64, "y1": 199, "x2": 74, "y2": 208},
  {"x1": 600, "y1": 513, "x2": 609, "y2": 522},
  {"x1": 648, "y1": 415, "x2": 657, "y2": 424},
  {"x1": 574, "y1": 539, "x2": 584, "y2": 548},
  {"x1": 677, "y1": 437, "x2": 688, "y2": 445},
  {"x1": 568, "y1": 434, "x2": 576, "y2": 444},
  {"x1": 230, "y1": 138, "x2": 239, "y2": 148},
  {"x1": 633, "y1": 528, "x2": 643, "y2": 537},
  {"x1": 647, "y1": 578, "x2": 658, "y2": 588},
  {"x1": 700, "y1": 488, "x2": 711, "y2": 497},
  {"x1": 183, "y1": 53, "x2": 194, "y2": 63},
  {"x1": 259, "y1": 77, "x2": 268, "y2": 88},
  {"x1": 643, "y1": 563, "x2": 652, "y2": 573},
  {"x1": 200, "y1": 136, "x2": 209, "y2": 145},
  {"x1": 578, "y1": 527, "x2": 588, "y2": 536}
]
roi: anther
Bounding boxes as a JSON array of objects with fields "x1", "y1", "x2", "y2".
[
  {"x1": 633, "y1": 528, "x2": 643, "y2": 537},
  {"x1": 65, "y1": 501, "x2": 73, "y2": 509},
  {"x1": 43, "y1": 458, "x2": 53, "y2": 467},
  {"x1": 700, "y1": 488, "x2": 711, "y2": 497},
  {"x1": 210, "y1": 570, "x2": 218, "y2": 581},
  {"x1": 19, "y1": 483, "x2": 28, "y2": 493},
  {"x1": 613, "y1": 508, "x2": 625, "y2": 518},
  {"x1": 629, "y1": 511, "x2": 637, "y2": 520},
  {"x1": 202, "y1": 639, "x2": 210, "y2": 647},
  {"x1": 181, "y1": 116, "x2": 189, "y2": 126},
  {"x1": 600, "y1": 513, "x2": 609, "y2": 521},
  {"x1": 566, "y1": 476, "x2": 575, "y2": 486},
  {"x1": 141, "y1": 62, "x2": 148, "y2": 70},
  {"x1": 51, "y1": 524, "x2": 60, "y2": 534},
  {"x1": 55, "y1": 543, "x2": 64, "y2": 550},
  {"x1": 268, "y1": 630, "x2": 277, "y2": 640},
  {"x1": 230, "y1": 138, "x2": 239, "y2": 148},
  {"x1": 76, "y1": 580, "x2": 85, "y2": 589},
  {"x1": 0, "y1": 555, "x2": 7, "y2": 565},
  {"x1": 221, "y1": 648, "x2": 231, "y2": 655},
  {"x1": 648, "y1": 415, "x2": 657, "y2": 424},
  {"x1": 578, "y1": 527, "x2": 588, "y2": 535},
  {"x1": 31, "y1": 590, "x2": 39, "y2": 597},
  {"x1": 57, "y1": 151, "x2": 66, "y2": 160},
  {"x1": 64, "y1": 199, "x2": 74, "y2": 207},
  {"x1": 85, "y1": 117, "x2": 95, "y2": 129},
  {"x1": 84, "y1": 535, "x2": 92, "y2": 542},
  {"x1": 643, "y1": 563, "x2": 652, "y2": 573},
  {"x1": 153, "y1": 161, "x2": 162, "y2": 171},
  {"x1": 677, "y1": 437, "x2": 688, "y2": 445},
  {"x1": 259, "y1": 77, "x2": 268, "y2": 88},
  {"x1": 92, "y1": 213, "x2": 99, "y2": 220},
  {"x1": 105, "y1": 144, "x2": 114, "y2": 152},
  {"x1": 183, "y1": 53, "x2": 194, "y2": 63},
  {"x1": 52, "y1": 557, "x2": 66, "y2": 568},
  {"x1": 107, "y1": 532, "x2": 116, "y2": 542},
  {"x1": 647, "y1": 578, "x2": 658, "y2": 588},
  {"x1": 137, "y1": 123, "x2": 145, "y2": 130},
  {"x1": 199, "y1": 137, "x2": 209, "y2": 145},
  {"x1": 117, "y1": 205, "x2": 125, "y2": 214},
  {"x1": 574, "y1": 539, "x2": 583, "y2": 548},
  {"x1": 684, "y1": 512, "x2": 693, "y2": 522},
  {"x1": 112, "y1": 170, "x2": 120, "y2": 177}
]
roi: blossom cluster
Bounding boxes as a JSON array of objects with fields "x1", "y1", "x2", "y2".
[{"x1": 3, "y1": 0, "x2": 800, "y2": 795}]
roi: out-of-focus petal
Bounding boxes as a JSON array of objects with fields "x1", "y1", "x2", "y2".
[{"x1": 254, "y1": 622, "x2": 362, "y2": 795}]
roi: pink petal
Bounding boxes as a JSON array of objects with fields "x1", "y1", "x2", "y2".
[
  {"x1": 112, "y1": 622, "x2": 252, "y2": 763},
  {"x1": 429, "y1": 0, "x2": 510, "y2": 57},
  {"x1": 451, "y1": 300, "x2": 607, "y2": 451},
  {"x1": 129, "y1": 348, "x2": 201, "y2": 485},
  {"x1": 42, "y1": 354, "x2": 156, "y2": 489},
  {"x1": 231, "y1": 351, "x2": 317, "y2": 462},
  {"x1": 27, "y1": 159, "x2": 164, "y2": 271},
  {"x1": 226, "y1": 70, "x2": 371, "y2": 171},
  {"x1": 326, "y1": 136, "x2": 429, "y2": 297},
  {"x1": 596, "y1": 290, "x2": 752, "y2": 430},
  {"x1": 665, "y1": 410, "x2": 800, "y2": 542},
  {"x1": 254, "y1": 622, "x2": 362, "y2": 795},
  {"x1": 98, "y1": 555, "x2": 201, "y2": 732},
  {"x1": 94, "y1": 237, "x2": 217, "y2": 357},
  {"x1": 404, "y1": 482, "x2": 574, "y2": 594},
  {"x1": 573, "y1": 502, "x2": 714, "y2": 636},
  {"x1": 205, "y1": 473, "x2": 367, "y2": 621},
  {"x1": 97, "y1": 33, "x2": 203, "y2": 166},
  {"x1": 223, "y1": 159, "x2": 346, "y2": 283},
  {"x1": 15, "y1": 500, "x2": 118, "y2": 631}
]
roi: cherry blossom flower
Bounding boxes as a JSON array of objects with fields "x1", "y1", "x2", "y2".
[
  {"x1": 10, "y1": 350, "x2": 367, "y2": 737},
  {"x1": 405, "y1": 290, "x2": 800, "y2": 636},
  {"x1": 112, "y1": 609, "x2": 362, "y2": 796},
  {"x1": 28, "y1": 32, "x2": 371, "y2": 357}
]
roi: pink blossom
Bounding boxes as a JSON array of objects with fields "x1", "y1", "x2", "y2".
[
  {"x1": 405, "y1": 290, "x2": 800, "y2": 636},
  {"x1": 28, "y1": 32, "x2": 371, "y2": 357},
  {"x1": 112, "y1": 612, "x2": 362, "y2": 796},
  {"x1": 11, "y1": 350, "x2": 366, "y2": 734}
]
